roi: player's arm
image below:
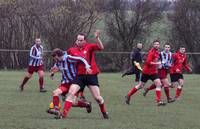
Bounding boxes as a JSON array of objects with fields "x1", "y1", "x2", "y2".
[
  {"x1": 94, "y1": 30, "x2": 104, "y2": 50},
  {"x1": 146, "y1": 51, "x2": 160, "y2": 65},
  {"x1": 183, "y1": 56, "x2": 192, "y2": 72},
  {"x1": 67, "y1": 55, "x2": 91, "y2": 69},
  {"x1": 50, "y1": 64, "x2": 59, "y2": 80},
  {"x1": 29, "y1": 47, "x2": 42, "y2": 59}
]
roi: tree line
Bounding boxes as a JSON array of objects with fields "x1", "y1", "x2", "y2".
[{"x1": 0, "y1": 0, "x2": 200, "y2": 73}]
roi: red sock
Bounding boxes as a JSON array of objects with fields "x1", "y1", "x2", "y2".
[
  {"x1": 164, "y1": 87, "x2": 170, "y2": 99},
  {"x1": 127, "y1": 87, "x2": 138, "y2": 97},
  {"x1": 63, "y1": 101, "x2": 72, "y2": 118},
  {"x1": 147, "y1": 84, "x2": 156, "y2": 91},
  {"x1": 156, "y1": 90, "x2": 161, "y2": 103},
  {"x1": 79, "y1": 91, "x2": 84, "y2": 97},
  {"x1": 99, "y1": 103, "x2": 106, "y2": 113},
  {"x1": 21, "y1": 77, "x2": 29, "y2": 87},
  {"x1": 53, "y1": 96, "x2": 59, "y2": 110},
  {"x1": 175, "y1": 88, "x2": 182, "y2": 98},
  {"x1": 73, "y1": 100, "x2": 87, "y2": 108},
  {"x1": 39, "y1": 77, "x2": 44, "y2": 89}
]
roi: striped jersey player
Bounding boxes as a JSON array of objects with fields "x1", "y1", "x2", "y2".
[{"x1": 19, "y1": 38, "x2": 46, "y2": 92}]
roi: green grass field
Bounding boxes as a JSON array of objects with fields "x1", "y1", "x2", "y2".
[{"x1": 0, "y1": 71, "x2": 200, "y2": 129}]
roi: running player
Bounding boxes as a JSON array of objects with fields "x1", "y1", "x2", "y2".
[
  {"x1": 122, "y1": 42, "x2": 143, "y2": 82},
  {"x1": 143, "y1": 43, "x2": 175, "y2": 103},
  {"x1": 19, "y1": 38, "x2": 46, "y2": 92},
  {"x1": 170, "y1": 46, "x2": 192, "y2": 100},
  {"x1": 125, "y1": 40, "x2": 166, "y2": 106}
]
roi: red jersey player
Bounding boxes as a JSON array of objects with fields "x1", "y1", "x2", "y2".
[
  {"x1": 55, "y1": 30, "x2": 109, "y2": 119},
  {"x1": 170, "y1": 46, "x2": 192, "y2": 100},
  {"x1": 19, "y1": 38, "x2": 46, "y2": 92},
  {"x1": 143, "y1": 43, "x2": 175, "y2": 103},
  {"x1": 125, "y1": 40, "x2": 166, "y2": 106}
]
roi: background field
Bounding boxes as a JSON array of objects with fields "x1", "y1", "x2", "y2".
[{"x1": 0, "y1": 71, "x2": 200, "y2": 129}]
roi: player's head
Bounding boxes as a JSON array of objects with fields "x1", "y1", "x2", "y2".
[
  {"x1": 136, "y1": 42, "x2": 143, "y2": 49},
  {"x1": 153, "y1": 40, "x2": 160, "y2": 50},
  {"x1": 75, "y1": 34, "x2": 86, "y2": 47},
  {"x1": 163, "y1": 43, "x2": 171, "y2": 53},
  {"x1": 179, "y1": 45, "x2": 186, "y2": 54},
  {"x1": 35, "y1": 38, "x2": 41, "y2": 46},
  {"x1": 51, "y1": 48, "x2": 64, "y2": 62}
]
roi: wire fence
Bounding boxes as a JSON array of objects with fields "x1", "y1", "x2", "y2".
[{"x1": 0, "y1": 49, "x2": 199, "y2": 72}]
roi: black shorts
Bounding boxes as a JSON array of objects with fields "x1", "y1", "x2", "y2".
[
  {"x1": 170, "y1": 73, "x2": 184, "y2": 82},
  {"x1": 71, "y1": 74, "x2": 99, "y2": 89},
  {"x1": 141, "y1": 74, "x2": 159, "y2": 83}
]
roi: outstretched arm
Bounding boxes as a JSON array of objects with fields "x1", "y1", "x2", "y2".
[
  {"x1": 94, "y1": 30, "x2": 104, "y2": 50},
  {"x1": 67, "y1": 55, "x2": 91, "y2": 69}
]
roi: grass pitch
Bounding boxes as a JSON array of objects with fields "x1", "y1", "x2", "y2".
[{"x1": 0, "y1": 71, "x2": 200, "y2": 129}]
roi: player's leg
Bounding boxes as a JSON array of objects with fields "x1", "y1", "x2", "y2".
[
  {"x1": 125, "y1": 81, "x2": 145, "y2": 104},
  {"x1": 143, "y1": 83, "x2": 156, "y2": 97},
  {"x1": 38, "y1": 68, "x2": 46, "y2": 92},
  {"x1": 135, "y1": 70, "x2": 141, "y2": 82},
  {"x1": 122, "y1": 66, "x2": 135, "y2": 78},
  {"x1": 62, "y1": 84, "x2": 81, "y2": 118},
  {"x1": 153, "y1": 78, "x2": 166, "y2": 106},
  {"x1": 175, "y1": 76, "x2": 184, "y2": 100},
  {"x1": 88, "y1": 85, "x2": 108, "y2": 119},
  {"x1": 79, "y1": 87, "x2": 86, "y2": 100},
  {"x1": 161, "y1": 78, "x2": 175, "y2": 103},
  {"x1": 19, "y1": 68, "x2": 33, "y2": 91}
]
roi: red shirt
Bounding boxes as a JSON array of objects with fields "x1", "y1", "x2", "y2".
[
  {"x1": 170, "y1": 52, "x2": 190, "y2": 74},
  {"x1": 142, "y1": 48, "x2": 159, "y2": 75},
  {"x1": 67, "y1": 43, "x2": 102, "y2": 75}
]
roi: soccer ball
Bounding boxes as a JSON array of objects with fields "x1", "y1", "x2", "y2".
[{"x1": 49, "y1": 102, "x2": 62, "y2": 110}]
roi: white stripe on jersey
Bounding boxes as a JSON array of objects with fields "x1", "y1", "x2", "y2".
[{"x1": 29, "y1": 44, "x2": 43, "y2": 66}]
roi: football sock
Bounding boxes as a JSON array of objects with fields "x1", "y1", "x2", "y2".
[
  {"x1": 127, "y1": 87, "x2": 138, "y2": 97},
  {"x1": 175, "y1": 88, "x2": 182, "y2": 98},
  {"x1": 156, "y1": 86, "x2": 161, "y2": 103},
  {"x1": 39, "y1": 77, "x2": 44, "y2": 89},
  {"x1": 79, "y1": 91, "x2": 84, "y2": 98},
  {"x1": 164, "y1": 87, "x2": 170, "y2": 99},
  {"x1": 147, "y1": 84, "x2": 156, "y2": 91},
  {"x1": 53, "y1": 96, "x2": 59, "y2": 110},
  {"x1": 63, "y1": 101, "x2": 72, "y2": 118},
  {"x1": 21, "y1": 76, "x2": 29, "y2": 87},
  {"x1": 73, "y1": 100, "x2": 87, "y2": 107},
  {"x1": 99, "y1": 103, "x2": 106, "y2": 113}
]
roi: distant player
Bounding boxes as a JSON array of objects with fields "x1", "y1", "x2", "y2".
[
  {"x1": 122, "y1": 42, "x2": 143, "y2": 82},
  {"x1": 46, "y1": 48, "x2": 92, "y2": 116},
  {"x1": 170, "y1": 46, "x2": 192, "y2": 100},
  {"x1": 125, "y1": 40, "x2": 166, "y2": 106},
  {"x1": 59, "y1": 30, "x2": 109, "y2": 119},
  {"x1": 143, "y1": 43, "x2": 175, "y2": 103},
  {"x1": 19, "y1": 38, "x2": 46, "y2": 92}
]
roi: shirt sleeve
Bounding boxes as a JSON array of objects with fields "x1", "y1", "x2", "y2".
[
  {"x1": 29, "y1": 46, "x2": 41, "y2": 59},
  {"x1": 90, "y1": 44, "x2": 101, "y2": 51},
  {"x1": 67, "y1": 55, "x2": 91, "y2": 69},
  {"x1": 183, "y1": 56, "x2": 191, "y2": 72}
]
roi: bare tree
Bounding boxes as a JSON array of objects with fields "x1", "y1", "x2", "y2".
[
  {"x1": 104, "y1": 0, "x2": 166, "y2": 70},
  {"x1": 0, "y1": 0, "x2": 100, "y2": 69},
  {"x1": 169, "y1": 0, "x2": 200, "y2": 73}
]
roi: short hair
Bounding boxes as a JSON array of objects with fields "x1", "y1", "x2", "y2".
[
  {"x1": 78, "y1": 33, "x2": 87, "y2": 40},
  {"x1": 51, "y1": 48, "x2": 64, "y2": 57},
  {"x1": 179, "y1": 45, "x2": 185, "y2": 48},
  {"x1": 153, "y1": 40, "x2": 160, "y2": 43},
  {"x1": 164, "y1": 42, "x2": 171, "y2": 47}
]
